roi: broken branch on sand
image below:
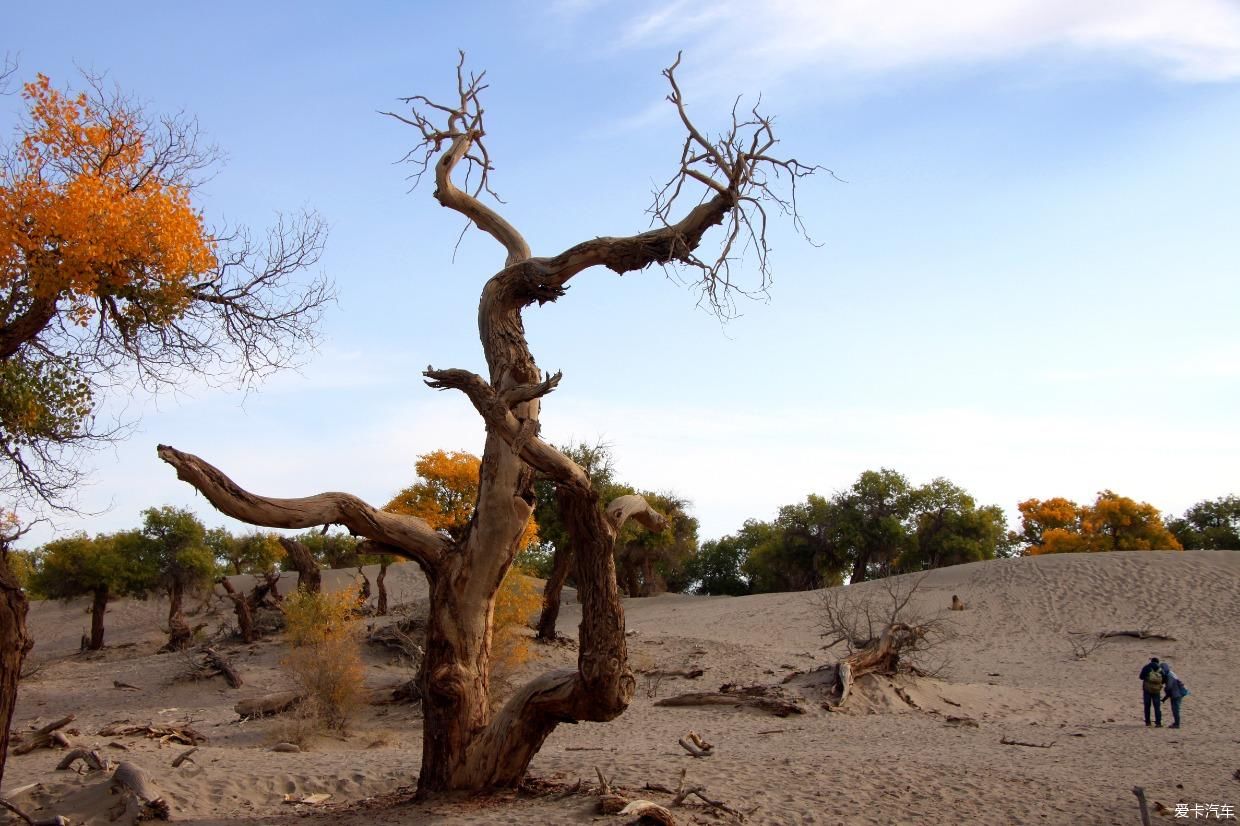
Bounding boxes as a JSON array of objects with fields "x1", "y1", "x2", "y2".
[
  {"x1": 1000, "y1": 736, "x2": 1054, "y2": 748},
  {"x1": 655, "y1": 686, "x2": 802, "y2": 717},
  {"x1": 12, "y1": 715, "x2": 75, "y2": 755},
  {"x1": 677, "y1": 731, "x2": 713, "y2": 758}
]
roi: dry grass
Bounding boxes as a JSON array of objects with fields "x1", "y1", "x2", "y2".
[{"x1": 281, "y1": 588, "x2": 365, "y2": 733}]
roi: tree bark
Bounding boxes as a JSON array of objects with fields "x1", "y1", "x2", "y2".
[
  {"x1": 536, "y1": 545, "x2": 573, "y2": 641},
  {"x1": 89, "y1": 586, "x2": 108, "y2": 650},
  {"x1": 0, "y1": 555, "x2": 34, "y2": 788},
  {"x1": 165, "y1": 580, "x2": 192, "y2": 651},
  {"x1": 376, "y1": 558, "x2": 389, "y2": 616},
  {"x1": 218, "y1": 578, "x2": 255, "y2": 643},
  {"x1": 279, "y1": 537, "x2": 321, "y2": 593}
]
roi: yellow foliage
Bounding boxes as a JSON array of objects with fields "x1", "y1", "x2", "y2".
[
  {"x1": 384, "y1": 449, "x2": 539, "y2": 550},
  {"x1": 1021, "y1": 491, "x2": 1182, "y2": 554},
  {"x1": 492, "y1": 569, "x2": 541, "y2": 674},
  {"x1": 1, "y1": 75, "x2": 216, "y2": 317},
  {"x1": 280, "y1": 588, "x2": 364, "y2": 731}
]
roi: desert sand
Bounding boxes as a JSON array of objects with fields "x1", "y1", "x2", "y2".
[{"x1": 3, "y1": 550, "x2": 1237, "y2": 825}]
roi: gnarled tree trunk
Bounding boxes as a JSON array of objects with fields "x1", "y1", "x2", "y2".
[
  {"x1": 156, "y1": 54, "x2": 814, "y2": 797},
  {"x1": 0, "y1": 555, "x2": 33, "y2": 788},
  {"x1": 376, "y1": 558, "x2": 389, "y2": 616},
  {"x1": 218, "y1": 578, "x2": 256, "y2": 643}
]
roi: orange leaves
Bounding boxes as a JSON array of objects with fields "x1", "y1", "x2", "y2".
[
  {"x1": 1, "y1": 74, "x2": 215, "y2": 312},
  {"x1": 1020, "y1": 491, "x2": 1182, "y2": 554},
  {"x1": 384, "y1": 449, "x2": 539, "y2": 550}
]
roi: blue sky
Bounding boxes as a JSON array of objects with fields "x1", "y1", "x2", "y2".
[{"x1": 6, "y1": 0, "x2": 1239, "y2": 547}]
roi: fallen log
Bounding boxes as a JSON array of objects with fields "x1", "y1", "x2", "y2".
[
  {"x1": 618, "y1": 799, "x2": 676, "y2": 825},
  {"x1": 95, "y1": 721, "x2": 206, "y2": 746},
  {"x1": 12, "y1": 715, "x2": 75, "y2": 755},
  {"x1": 655, "y1": 688, "x2": 802, "y2": 718},
  {"x1": 235, "y1": 691, "x2": 303, "y2": 718}
]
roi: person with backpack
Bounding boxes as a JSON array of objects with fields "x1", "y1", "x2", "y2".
[
  {"x1": 1160, "y1": 662, "x2": 1190, "y2": 729},
  {"x1": 1139, "y1": 656, "x2": 1164, "y2": 726}
]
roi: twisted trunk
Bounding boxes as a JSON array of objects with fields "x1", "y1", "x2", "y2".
[{"x1": 0, "y1": 556, "x2": 33, "y2": 788}]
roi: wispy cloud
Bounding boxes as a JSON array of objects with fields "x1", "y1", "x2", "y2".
[{"x1": 608, "y1": 0, "x2": 1240, "y2": 84}]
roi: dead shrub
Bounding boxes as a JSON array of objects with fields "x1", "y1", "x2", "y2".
[{"x1": 281, "y1": 587, "x2": 364, "y2": 732}]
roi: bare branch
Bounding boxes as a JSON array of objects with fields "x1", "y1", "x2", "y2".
[
  {"x1": 386, "y1": 52, "x2": 530, "y2": 266},
  {"x1": 156, "y1": 445, "x2": 448, "y2": 572}
]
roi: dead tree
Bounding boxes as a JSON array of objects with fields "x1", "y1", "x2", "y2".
[{"x1": 156, "y1": 53, "x2": 819, "y2": 796}]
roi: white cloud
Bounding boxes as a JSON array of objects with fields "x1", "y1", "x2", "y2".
[{"x1": 613, "y1": 0, "x2": 1240, "y2": 84}]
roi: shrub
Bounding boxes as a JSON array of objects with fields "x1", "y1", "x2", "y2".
[
  {"x1": 281, "y1": 587, "x2": 364, "y2": 732},
  {"x1": 490, "y1": 569, "x2": 541, "y2": 683}
]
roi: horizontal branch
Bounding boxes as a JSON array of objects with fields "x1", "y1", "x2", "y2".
[
  {"x1": 156, "y1": 445, "x2": 449, "y2": 570},
  {"x1": 605, "y1": 494, "x2": 667, "y2": 533}
]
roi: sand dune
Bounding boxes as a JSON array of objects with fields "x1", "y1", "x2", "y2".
[{"x1": 4, "y1": 550, "x2": 1237, "y2": 825}]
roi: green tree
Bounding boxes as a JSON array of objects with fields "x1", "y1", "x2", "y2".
[
  {"x1": 615, "y1": 491, "x2": 698, "y2": 597},
  {"x1": 1166, "y1": 495, "x2": 1240, "y2": 550},
  {"x1": 900, "y1": 478, "x2": 1012, "y2": 570},
  {"x1": 686, "y1": 535, "x2": 751, "y2": 596},
  {"x1": 207, "y1": 527, "x2": 284, "y2": 576},
  {"x1": 30, "y1": 531, "x2": 154, "y2": 649},
  {"x1": 290, "y1": 530, "x2": 361, "y2": 570},
  {"x1": 140, "y1": 507, "x2": 216, "y2": 651}
]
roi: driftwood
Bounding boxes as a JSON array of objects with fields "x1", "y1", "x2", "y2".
[
  {"x1": 642, "y1": 668, "x2": 705, "y2": 680},
  {"x1": 12, "y1": 714, "x2": 75, "y2": 755},
  {"x1": 55, "y1": 747, "x2": 110, "y2": 772},
  {"x1": 171, "y1": 747, "x2": 199, "y2": 768},
  {"x1": 677, "y1": 731, "x2": 713, "y2": 758},
  {"x1": 618, "y1": 799, "x2": 677, "y2": 824},
  {"x1": 656, "y1": 686, "x2": 802, "y2": 718},
  {"x1": 202, "y1": 647, "x2": 243, "y2": 688},
  {"x1": 235, "y1": 691, "x2": 303, "y2": 718},
  {"x1": 112, "y1": 761, "x2": 170, "y2": 820},
  {"x1": 112, "y1": 680, "x2": 141, "y2": 691},
  {"x1": 1132, "y1": 786, "x2": 1151, "y2": 826},
  {"x1": 1100, "y1": 630, "x2": 1176, "y2": 641},
  {"x1": 1000, "y1": 736, "x2": 1053, "y2": 748},
  {"x1": 96, "y1": 721, "x2": 206, "y2": 746},
  {"x1": 645, "y1": 768, "x2": 746, "y2": 822},
  {"x1": 233, "y1": 684, "x2": 401, "y2": 719}
]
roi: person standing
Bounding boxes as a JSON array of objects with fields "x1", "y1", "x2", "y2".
[
  {"x1": 1139, "y1": 657, "x2": 1164, "y2": 727},
  {"x1": 1161, "y1": 663, "x2": 1189, "y2": 729}
]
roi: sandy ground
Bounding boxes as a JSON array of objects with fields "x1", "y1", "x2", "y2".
[{"x1": 3, "y1": 550, "x2": 1237, "y2": 825}]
